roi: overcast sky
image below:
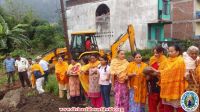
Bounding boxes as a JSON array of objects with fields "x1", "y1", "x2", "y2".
[{"x1": 0, "y1": 0, "x2": 64, "y2": 23}]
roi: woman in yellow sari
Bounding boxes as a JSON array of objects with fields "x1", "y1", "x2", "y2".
[
  {"x1": 88, "y1": 55, "x2": 102, "y2": 107},
  {"x1": 128, "y1": 52, "x2": 148, "y2": 112},
  {"x1": 148, "y1": 46, "x2": 166, "y2": 112},
  {"x1": 79, "y1": 58, "x2": 90, "y2": 93},
  {"x1": 79, "y1": 55, "x2": 102, "y2": 107},
  {"x1": 67, "y1": 58, "x2": 81, "y2": 104},
  {"x1": 153, "y1": 45, "x2": 186, "y2": 112},
  {"x1": 55, "y1": 56, "x2": 69, "y2": 98},
  {"x1": 110, "y1": 50, "x2": 129, "y2": 112},
  {"x1": 78, "y1": 58, "x2": 90, "y2": 105}
]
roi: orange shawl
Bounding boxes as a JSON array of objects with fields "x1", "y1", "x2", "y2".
[
  {"x1": 128, "y1": 62, "x2": 148, "y2": 103},
  {"x1": 110, "y1": 58, "x2": 129, "y2": 83},
  {"x1": 55, "y1": 62, "x2": 69, "y2": 84},
  {"x1": 159, "y1": 56, "x2": 187, "y2": 101},
  {"x1": 196, "y1": 61, "x2": 200, "y2": 83},
  {"x1": 149, "y1": 55, "x2": 167, "y2": 67}
]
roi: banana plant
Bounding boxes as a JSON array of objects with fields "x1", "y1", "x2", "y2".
[{"x1": 0, "y1": 15, "x2": 30, "y2": 50}]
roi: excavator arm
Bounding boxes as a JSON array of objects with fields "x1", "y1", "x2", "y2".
[
  {"x1": 111, "y1": 24, "x2": 136, "y2": 58},
  {"x1": 41, "y1": 47, "x2": 68, "y2": 64}
]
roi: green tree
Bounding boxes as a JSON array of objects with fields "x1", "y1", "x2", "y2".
[
  {"x1": 31, "y1": 24, "x2": 55, "y2": 50},
  {"x1": 0, "y1": 15, "x2": 30, "y2": 52}
]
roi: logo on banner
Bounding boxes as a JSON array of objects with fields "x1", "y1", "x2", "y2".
[{"x1": 181, "y1": 91, "x2": 199, "y2": 111}]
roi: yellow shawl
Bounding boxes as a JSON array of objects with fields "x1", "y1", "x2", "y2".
[
  {"x1": 110, "y1": 58, "x2": 129, "y2": 83},
  {"x1": 55, "y1": 62, "x2": 69, "y2": 84},
  {"x1": 88, "y1": 61, "x2": 100, "y2": 68},
  {"x1": 78, "y1": 61, "x2": 100, "y2": 93},
  {"x1": 128, "y1": 62, "x2": 148, "y2": 104},
  {"x1": 159, "y1": 56, "x2": 187, "y2": 101},
  {"x1": 149, "y1": 55, "x2": 167, "y2": 67},
  {"x1": 30, "y1": 64, "x2": 45, "y2": 87}
]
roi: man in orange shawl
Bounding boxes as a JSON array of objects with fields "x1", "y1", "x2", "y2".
[
  {"x1": 128, "y1": 52, "x2": 148, "y2": 112},
  {"x1": 110, "y1": 50, "x2": 129, "y2": 112},
  {"x1": 147, "y1": 46, "x2": 167, "y2": 112},
  {"x1": 55, "y1": 56, "x2": 69, "y2": 98},
  {"x1": 154, "y1": 45, "x2": 187, "y2": 112},
  {"x1": 30, "y1": 57, "x2": 45, "y2": 94}
]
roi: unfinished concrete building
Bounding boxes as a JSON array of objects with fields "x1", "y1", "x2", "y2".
[{"x1": 66, "y1": 0, "x2": 171, "y2": 49}]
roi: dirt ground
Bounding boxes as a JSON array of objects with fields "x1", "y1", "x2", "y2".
[
  {"x1": 17, "y1": 92, "x2": 69, "y2": 112},
  {"x1": 0, "y1": 88, "x2": 71, "y2": 112},
  {"x1": 0, "y1": 73, "x2": 115, "y2": 112},
  {"x1": 0, "y1": 73, "x2": 89, "y2": 112},
  {"x1": 0, "y1": 79, "x2": 71, "y2": 112}
]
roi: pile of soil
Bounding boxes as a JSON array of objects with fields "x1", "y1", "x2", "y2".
[
  {"x1": 0, "y1": 86, "x2": 70, "y2": 112},
  {"x1": 16, "y1": 92, "x2": 69, "y2": 112}
]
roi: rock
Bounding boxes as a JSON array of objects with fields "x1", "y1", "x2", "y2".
[{"x1": 0, "y1": 88, "x2": 22, "y2": 108}]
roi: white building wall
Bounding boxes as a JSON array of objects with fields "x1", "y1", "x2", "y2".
[{"x1": 66, "y1": 0, "x2": 158, "y2": 50}]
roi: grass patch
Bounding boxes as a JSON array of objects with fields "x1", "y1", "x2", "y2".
[
  {"x1": 0, "y1": 73, "x2": 19, "y2": 87},
  {"x1": 26, "y1": 90, "x2": 37, "y2": 97},
  {"x1": 44, "y1": 74, "x2": 59, "y2": 96},
  {"x1": 0, "y1": 75, "x2": 7, "y2": 86}
]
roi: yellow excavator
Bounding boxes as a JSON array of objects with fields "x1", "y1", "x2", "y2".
[{"x1": 41, "y1": 24, "x2": 136, "y2": 63}]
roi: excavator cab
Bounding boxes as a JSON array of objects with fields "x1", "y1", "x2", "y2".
[
  {"x1": 70, "y1": 31, "x2": 99, "y2": 59},
  {"x1": 40, "y1": 24, "x2": 135, "y2": 64}
]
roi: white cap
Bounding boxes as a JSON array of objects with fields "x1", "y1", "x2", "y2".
[{"x1": 36, "y1": 56, "x2": 42, "y2": 60}]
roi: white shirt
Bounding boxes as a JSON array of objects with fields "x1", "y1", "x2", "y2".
[
  {"x1": 27, "y1": 61, "x2": 34, "y2": 78},
  {"x1": 98, "y1": 65, "x2": 111, "y2": 85},
  {"x1": 39, "y1": 60, "x2": 49, "y2": 71},
  {"x1": 15, "y1": 57, "x2": 29, "y2": 72}
]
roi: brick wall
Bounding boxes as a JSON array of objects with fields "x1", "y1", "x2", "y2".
[
  {"x1": 164, "y1": 24, "x2": 171, "y2": 38},
  {"x1": 172, "y1": 23, "x2": 193, "y2": 39},
  {"x1": 164, "y1": 0, "x2": 194, "y2": 39},
  {"x1": 173, "y1": 0, "x2": 194, "y2": 21}
]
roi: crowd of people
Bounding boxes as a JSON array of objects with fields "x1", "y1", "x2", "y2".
[
  {"x1": 3, "y1": 44, "x2": 200, "y2": 112},
  {"x1": 3, "y1": 55, "x2": 49, "y2": 94}
]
